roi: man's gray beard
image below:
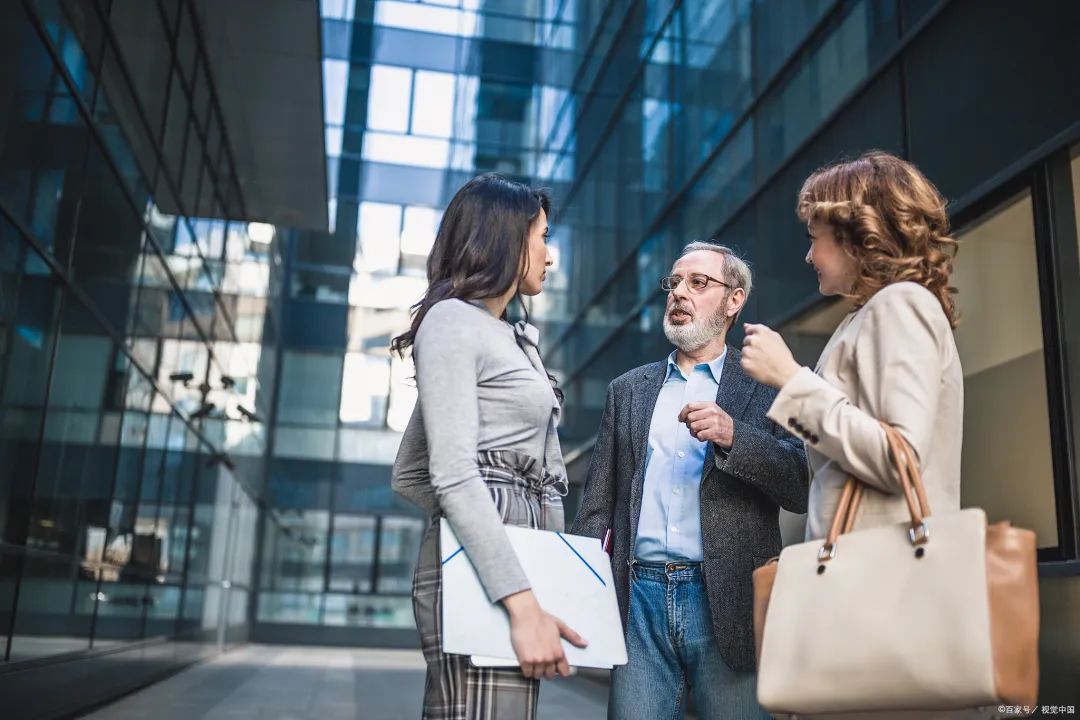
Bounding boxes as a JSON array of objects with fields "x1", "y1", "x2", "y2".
[{"x1": 663, "y1": 307, "x2": 728, "y2": 352}]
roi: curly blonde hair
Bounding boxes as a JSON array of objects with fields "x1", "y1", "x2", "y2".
[{"x1": 796, "y1": 151, "x2": 959, "y2": 328}]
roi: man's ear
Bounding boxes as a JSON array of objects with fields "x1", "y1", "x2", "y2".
[{"x1": 728, "y1": 287, "x2": 747, "y2": 318}]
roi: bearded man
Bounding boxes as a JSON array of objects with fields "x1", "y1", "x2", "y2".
[{"x1": 571, "y1": 242, "x2": 808, "y2": 720}]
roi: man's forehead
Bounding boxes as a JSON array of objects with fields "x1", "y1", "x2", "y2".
[{"x1": 672, "y1": 250, "x2": 724, "y2": 274}]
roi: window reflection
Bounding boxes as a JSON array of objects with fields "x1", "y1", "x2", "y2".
[
  {"x1": 340, "y1": 353, "x2": 390, "y2": 425},
  {"x1": 953, "y1": 194, "x2": 1058, "y2": 548},
  {"x1": 279, "y1": 352, "x2": 343, "y2": 426},
  {"x1": 261, "y1": 510, "x2": 329, "y2": 593},
  {"x1": 361, "y1": 63, "x2": 465, "y2": 169},
  {"x1": 1072, "y1": 147, "x2": 1080, "y2": 253},
  {"x1": 320, "y1": 0, "x2": 357, "y2": 22},
  {"x1": 329, "y1": 514, "x2": 375, "y2": 593},
  {"x1": 9, "y1": 555, "x2": 92, "y2": 661},
  {"x1": 755, "y1": 1, "x2": 898, "y2": 179},
  {"x1": 0, "y1": 0, "x2": 273, "y2": 666},
  {"x1": 1, "y1": 241, "x2": 60, "y2": 549},
  {"x1": 0, "y1": 8, "x2": 89, "y2": 262},
  {"x1": 674, "y1": 0, "x2": 752, "y2": 175},
  {"x1": 356, "y1": 201, "x2": 402, "y2": 274},
  {"x1": 386, "y1": 355, "x2": 418, "y2": 433},
  {"x1": 362, "y1": 132, "x2": 452, "y2": 169},
  {"x1": 367, "y1": 65, "x2": 412, "y2": 133},
  {"x1": 376, "y1": 516, "x2": 424, "y2": 593},
  {"x1": 412, "y1": 71, "x2": 456, "y2": 138},
  {"x1": 401, "y1": 205, "x2": 439, "y2": 262},
  {"x1": 323, "y1": 594, "x2": 413, "y2": 628},
  {"x1": 374, "y1": 0, "x2": 480, "y2": 38}
]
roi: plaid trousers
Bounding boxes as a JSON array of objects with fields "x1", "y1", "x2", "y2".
[{"x1": 412, "y1": 450, "x2": 567, "y2": 720}]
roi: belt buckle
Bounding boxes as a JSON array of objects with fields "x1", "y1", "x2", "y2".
[{"x1": 665, "y1": 562, "x2": 687, "y2": 572}]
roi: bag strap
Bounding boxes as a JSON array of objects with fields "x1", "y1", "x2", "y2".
[{"x1": 818, "y1": 421, "x2": 933, "y2": 562}]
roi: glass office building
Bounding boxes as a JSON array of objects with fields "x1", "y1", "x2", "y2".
[
  {"x1": 2, "y1": 0, "x2": 1078, "y2": 715},
  {"x1": 0, "y1": 0, "x2": 326, "y2": 715}
]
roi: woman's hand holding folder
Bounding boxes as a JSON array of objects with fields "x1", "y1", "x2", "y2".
[{"x1": 503, "y1": 589, "x2": 588, "y2": 679}]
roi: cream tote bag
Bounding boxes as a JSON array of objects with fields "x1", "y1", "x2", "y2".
[{"x1": 753, "y1": 423, "x2": 1040, "y2": 715}]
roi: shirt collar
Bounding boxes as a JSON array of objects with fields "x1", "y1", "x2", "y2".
[{"x1": 664, "y1": 348, "x2": 727, "y2": 383}]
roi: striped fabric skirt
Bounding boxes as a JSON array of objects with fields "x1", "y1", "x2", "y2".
[{"x1": 411, "y1": 449, "x2": 567, "y2": 720}]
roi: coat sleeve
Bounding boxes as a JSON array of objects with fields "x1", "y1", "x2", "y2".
[
  {"x1": 570, "y1": 382, "x2": 618, "y2": 538},
  {"x1": 390, "y1": 407, "x2": 439, "y2": 516},
  {"x1": 766, "y1": 284, "x2": 947, "y2": 495},
  {"x1": 715, "y1": 388, "x2": 809, "y2": 513}
]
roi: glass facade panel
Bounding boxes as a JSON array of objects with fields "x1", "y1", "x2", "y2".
[
  {"x1": 10, "y1": 554, "x2": 91, "y2": 661},
  {"x1": 1073, "y1": 149, "x2": 1080, "y2": 259},
  {"x1": 754, "y1": 0, "x2": 897, "y2": 181},
  {"x1": 328, "y1": 514, "x2": 375, "y2": 593},
  {"x1": 675, "y1": 0, "x2": 752, "y2": 177},
  {"x1": 278, "y1": 351, "x2": 343, "y2": 426},
  {"x1": 0, "y1": 0, "x2": 274, "y2": 689},
  {"x1": 256, "y1": 591, "x2": 321, "y2": 624},
  {"x1": 323, "y1": 594, "x2": 412, "y2": 628},
  {"x1": 340, "y1": 352, "x2": 389, "y2": 425},
  {"x1": 904, "y1": 1, "x2": 1080, "y2": 201},
  {"x1": 260, "y1": 508, "x2": 329, "y2": 594},
  {"x1": 953, "y1": 194, "x2": 1058, "y2": 548},
  {"x1": 0, "y1": 3, "x2": 90, "y2": 264},
  {"x1": 751, "y1": 0, "x2": 833, "y2": 91},
  {"x1": 376, "y1": 516, "x2": 424, "y2": 594},
  {"x1": 1, "y1": 243, "x2": 61, "y2": 549},
  {"x1": 0, "y1": 550, "x2": 16, "y2": 654}
]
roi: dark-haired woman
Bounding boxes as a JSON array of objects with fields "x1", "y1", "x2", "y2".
[{"x1": 391, "y1": 173, "x2": 585, "y2": 720}]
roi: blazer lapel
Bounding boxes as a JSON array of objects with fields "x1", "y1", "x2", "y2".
[
  {"x1": 630, "y1": 363, "x2": 665, "y2": 469},
  {"x1": 702, "y1": 347, "x2": 754, "y2": 480},
  {"x1": 629, "y1": 362, "x2": 665, "y2": 541}
]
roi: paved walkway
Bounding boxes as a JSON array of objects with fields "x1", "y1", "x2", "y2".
[{"x1": 81, "y1": 645, "x2": 610, "y2": 720}]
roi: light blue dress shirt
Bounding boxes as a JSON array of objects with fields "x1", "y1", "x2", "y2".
[{"x1": 634, "y1": 349, "x2": 726, "y2": 563}]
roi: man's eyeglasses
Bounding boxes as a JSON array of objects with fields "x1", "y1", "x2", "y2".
[{"x1": 660, "y1": 273, "x2": 732, "y2": 293}]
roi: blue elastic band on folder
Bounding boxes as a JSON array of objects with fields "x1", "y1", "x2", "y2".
[
  {"x1": 556, "y1": 532, "x2": 606, "y2": 587},
  {"x1": 441, "y1": 546, "x2": 464, "y2": 565},
  {"x1": 442, "y1": 535, "x2": 605, "y2": 588}
]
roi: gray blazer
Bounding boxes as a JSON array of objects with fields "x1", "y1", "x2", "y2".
[{"x1": 571, "y1": 346, "x2": 809, "y2": 672}]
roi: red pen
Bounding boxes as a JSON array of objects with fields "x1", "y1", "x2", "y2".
[{"x1": 602, "y1": 528, "x2": 613, "y2": 557}]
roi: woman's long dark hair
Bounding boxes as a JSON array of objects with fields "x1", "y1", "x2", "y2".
[{"x1": 391, "y1": 172, "x2": 550, "y2": 360}]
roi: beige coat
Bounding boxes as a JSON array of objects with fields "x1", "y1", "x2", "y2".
[{"x1": 767, "y1": 281, "x2": 964, "y2": 541}]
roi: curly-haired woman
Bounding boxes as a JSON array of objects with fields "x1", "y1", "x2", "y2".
[{"x1": 738, "y1": 150, "x2": 962, "y2": 541}]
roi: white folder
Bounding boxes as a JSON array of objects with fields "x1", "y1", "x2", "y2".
[{"x1": 440, "y1": 521, "x2": 628, "y2": 669}]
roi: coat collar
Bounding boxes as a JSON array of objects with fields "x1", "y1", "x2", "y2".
[
  {"x1": 662, "y1": 349, "x2": 727, "y2": 385},
  {"x1": 631, "y1": 346, "x2": 755, "y2": 481},
  {"x1": 702, "y1": 347, "x2": 754, "y2": 476},
  {"x1": 512, "y1": 320, "x2": 540, "y2": 349}
]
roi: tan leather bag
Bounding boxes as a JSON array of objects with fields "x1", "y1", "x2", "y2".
[{"x1": 752, "y1": 423, "x2": 1040, "y2": 715}]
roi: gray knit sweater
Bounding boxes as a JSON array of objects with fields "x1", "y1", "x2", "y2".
[{"x1": 391, "y1": 299, "x2": 565, "y2": 601}]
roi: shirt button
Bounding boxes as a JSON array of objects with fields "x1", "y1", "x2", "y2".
[
  {"x1": 673, "y1": 488, "x2": 681, "y2": 495},
  {"x1": 670, "y1": 526, "x2": 678, "y2": 533},
  {"x1": 677, "y1": 451, "x2": 686, "y2": 458}
]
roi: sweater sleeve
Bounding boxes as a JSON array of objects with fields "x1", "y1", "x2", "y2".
[
  {"x1": 390, "y1": 407, "x2": 439, "y2": 516},
  {"x1": 414, "y1": 301, "x2": 530, "y2": 602}
]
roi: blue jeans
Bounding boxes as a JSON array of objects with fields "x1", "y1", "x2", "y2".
[{"x1": 609, "y1": 561, "x2": 768, "y2": 720}]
